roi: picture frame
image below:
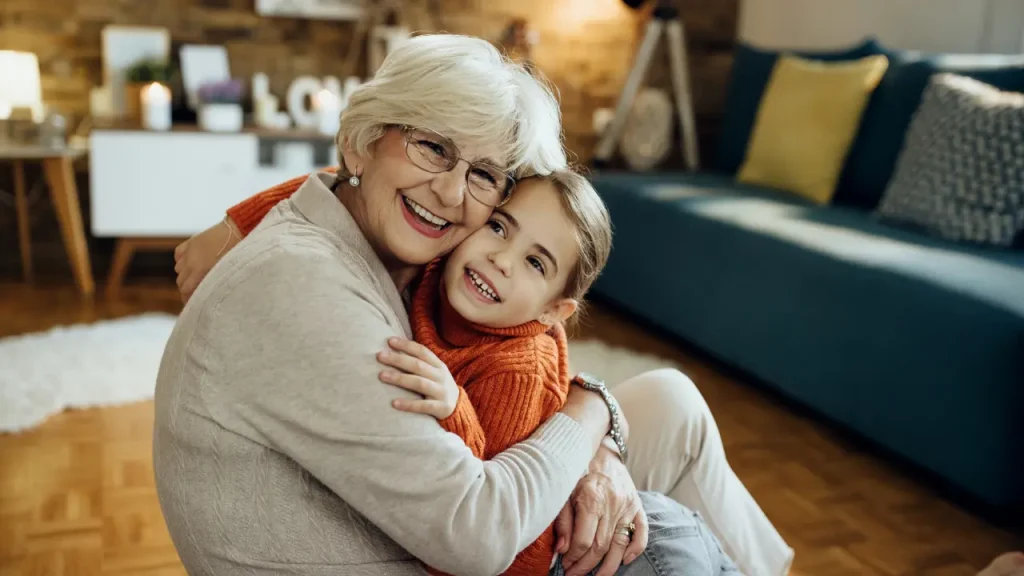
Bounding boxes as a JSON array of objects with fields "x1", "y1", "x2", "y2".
[
  {"x1": 255, "y1": 0, "x2": 363, "y2": 21},
  {"x1": 179, "y1": 45, "x2": 232, "y2": 111},
  {"x1": 101, "y1": 26, "x2": 171, "y2": 116}
]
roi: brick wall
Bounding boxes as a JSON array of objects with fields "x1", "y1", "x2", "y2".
[{"x1": 0, "y1": 0, "x2": 738, "y2": 280}]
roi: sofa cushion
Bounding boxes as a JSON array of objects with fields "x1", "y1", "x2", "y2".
[
  {"x1": 738, "y1": 55, "x2": 888, "y2": 204},
  {"x1": 714, "y1": 38, "x2": 887, "y2": 176},
  {"x1": 833, "y1": 50, "x2": 1024, "y2": 210},
  {"x1": 590, "y1": 172, "x2": 1024, "y2": 509},
  {"x1": 876, "y1": 74, "x2": 1024, "y2": 247}
]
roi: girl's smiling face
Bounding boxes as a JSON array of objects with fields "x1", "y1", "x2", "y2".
[{"x1": 442, "y1": 178, "x2": 580, "y2": 328}]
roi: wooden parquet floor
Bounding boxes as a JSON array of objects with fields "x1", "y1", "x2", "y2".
[{"x1": 0, "y1": 282, "x2": 1020, "y2": 575}]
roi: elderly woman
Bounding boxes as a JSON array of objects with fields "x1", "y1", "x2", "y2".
[{"x1": 155, "y1": 34, "x2": 793, "y2": 576}]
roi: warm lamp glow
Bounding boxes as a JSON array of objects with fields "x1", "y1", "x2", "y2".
[
  {"x1": 0, "y1": 50, "x2": 43, "y2": 121},
  {"x1": 554, "y1": 0, "x2": 631, "y2": 31}
]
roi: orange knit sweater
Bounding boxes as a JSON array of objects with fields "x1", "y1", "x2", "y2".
[
  {"x1": 227, "y1": 178, "x2": 570, "y2": 575},
  {"x1": 415, "y1": 260, "x2": 569, "y2": 576}
]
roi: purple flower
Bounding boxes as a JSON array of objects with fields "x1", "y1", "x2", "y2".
[{"x1": 198, "y1": 79, "x2": 244, "y2": 104}]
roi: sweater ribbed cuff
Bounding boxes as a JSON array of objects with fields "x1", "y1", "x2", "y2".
[{"x1": 438, "y1": 388, "x2": 483, "y2": 454}]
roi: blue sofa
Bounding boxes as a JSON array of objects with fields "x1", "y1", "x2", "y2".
[{"x1": 589, "y1": 39, "x2": 1024, "y2": 515}]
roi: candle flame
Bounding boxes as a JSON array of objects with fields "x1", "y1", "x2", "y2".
[{"x1": 145, "y1": 82, "x2": 169, "y2": 100}]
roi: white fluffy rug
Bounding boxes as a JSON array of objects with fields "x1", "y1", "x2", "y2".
[
  {"x1": 0, "y1": 313, "x2": 178, "y2": 433},
  {"x1": 0, "y1": 314, "x2": 681, "y2": 433},
  {"x1": 568, "y1": 340, "x2": 684, "y2": 389}
]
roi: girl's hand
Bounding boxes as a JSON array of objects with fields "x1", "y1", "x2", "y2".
[
  {"x1": 174, "y1": 218, "x2": 241, "y2": 303},
  {"x1": 377, "y1": 337, "x2": 459, "y2": 419}
]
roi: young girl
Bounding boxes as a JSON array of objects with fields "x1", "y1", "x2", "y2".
[{"x1": 184, "y1": 169, "x2": 739, "y2": 576}]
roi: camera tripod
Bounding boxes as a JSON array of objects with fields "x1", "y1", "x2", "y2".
[{"x1": 593, "y1": 1, "x2": 699, "y2": 170}]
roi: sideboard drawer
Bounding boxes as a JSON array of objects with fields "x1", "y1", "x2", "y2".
[{"x1": 90, "y1": 131, "x2": 260, "y2": 237}]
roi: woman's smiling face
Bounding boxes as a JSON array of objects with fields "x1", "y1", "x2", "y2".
[
  {"x1": 343, "y1": 127, "x2": 505, "y2": 269},
  {"x1": 327, "y1": 33, "x2": 567, "y2": 280}
]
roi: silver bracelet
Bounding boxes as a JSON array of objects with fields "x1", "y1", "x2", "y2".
[{"x1": 571, "y1": 372, "x2": 628, "y2": 464}]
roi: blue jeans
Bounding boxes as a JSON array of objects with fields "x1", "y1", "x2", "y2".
[{"x1": 550, "y1": 492, "x2": 741, "y2": 576}]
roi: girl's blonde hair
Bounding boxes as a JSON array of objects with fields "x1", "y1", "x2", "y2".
[
  {"x1": 337, "y1": 34, "x2": 567, "y2": 178},
  {"x1": 539, "y1": 169, "x2": 613, "y2": 303}
]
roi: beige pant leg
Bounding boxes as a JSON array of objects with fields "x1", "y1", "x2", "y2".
[{"x1": 612, "y1": 369, "x2": 795, "y2": 576}]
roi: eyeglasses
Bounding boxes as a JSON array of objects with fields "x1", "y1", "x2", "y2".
[{"x1": 400, "y1": 125, "x2": 515, "y2": 208}]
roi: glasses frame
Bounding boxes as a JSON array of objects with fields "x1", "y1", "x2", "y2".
[{"x1": 399, "y1": 125, "x2": 515, "y2": 208}]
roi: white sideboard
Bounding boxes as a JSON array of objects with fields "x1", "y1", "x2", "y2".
[
  {"x1": 89, "y1": 126, "x2": 336, "y2": 293},
  {"x1": 90, "y1": 128, "x2": 335, "y2": 237}
]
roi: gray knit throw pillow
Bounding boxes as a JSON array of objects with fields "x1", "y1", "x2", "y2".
[{"x1": 876, "y1": 73, "x2": 1024, "y2": 247}]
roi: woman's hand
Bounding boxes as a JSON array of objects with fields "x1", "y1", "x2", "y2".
[
  {"x1": 377, "y1": 337, "x2": 459, "y2": 419},
  {"x1": 555, "y1": 444, "x2": 649, "y2": 576},
  {"x1": 174, "y1": 218, "x2": 241, "y2": 303}
]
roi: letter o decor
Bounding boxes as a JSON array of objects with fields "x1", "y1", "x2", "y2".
[{"x1": 287, "y1": 75, "x2": 324, "y2": 129}]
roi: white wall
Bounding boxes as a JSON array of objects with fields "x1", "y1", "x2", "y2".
[{"x1": 738, "y1": 0, "x2": 1024, "y2": 54}]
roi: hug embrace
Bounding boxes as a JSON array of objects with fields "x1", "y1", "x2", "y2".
[{"x1": 155, "y1": 34, "x2": 794, "y2": 576}]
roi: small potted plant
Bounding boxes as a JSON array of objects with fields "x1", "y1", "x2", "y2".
[
  {"x1": 124, "y1": 60, "x2": 172, "y2": 123},
  {"x1": 197, "y1": 79, "x2": 244, "y2": 132}
]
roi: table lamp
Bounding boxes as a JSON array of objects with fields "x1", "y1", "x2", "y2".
[{"x1": 0, "y1": 50, "x2": 43, "y2": 122}]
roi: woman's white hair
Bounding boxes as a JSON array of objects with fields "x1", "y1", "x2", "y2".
[{"x1": 338, "y1": 34, "x2": 567, "y2": 178}]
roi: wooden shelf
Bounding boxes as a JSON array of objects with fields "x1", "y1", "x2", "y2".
[{"x1": 90, "y1": 118, "x2": 335, "y2": 143}]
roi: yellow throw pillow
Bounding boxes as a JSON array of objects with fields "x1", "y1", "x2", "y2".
[{"x1": 738, "y1": 54, "x2": 889, "y2": 204}]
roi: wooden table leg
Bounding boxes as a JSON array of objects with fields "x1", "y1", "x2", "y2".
[
  {"x1": 12, "y1": 159, "x2": 33, "y2": 284},
  {"x1": 105, "y1": 238, "x2": 136, "y2": 297},
  {"x1": 42, "y1": 157, "x2": 95, "y2": 297},
  {"x1": 105, "y1": 237, "x2": 184, "y2": 296}
]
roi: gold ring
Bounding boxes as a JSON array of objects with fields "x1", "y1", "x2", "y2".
[{"x1": 616, "y1": 522, "x2": 636, "y2": 538}]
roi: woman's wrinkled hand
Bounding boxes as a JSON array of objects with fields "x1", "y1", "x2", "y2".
[
  {"x1": 174, "y1": 218, "x2": 240, "y2": 303},
  {"x1": 554, "y1": 445, "x2": 649, "y2": 576}
]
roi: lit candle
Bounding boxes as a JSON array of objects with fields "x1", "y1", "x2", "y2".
[
  {"x1": 315, "y1": 88, "x2": 340, "y2": 136},
  {"x1": 141, "y1": 82, "x2": 172, "y2": 131}
]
